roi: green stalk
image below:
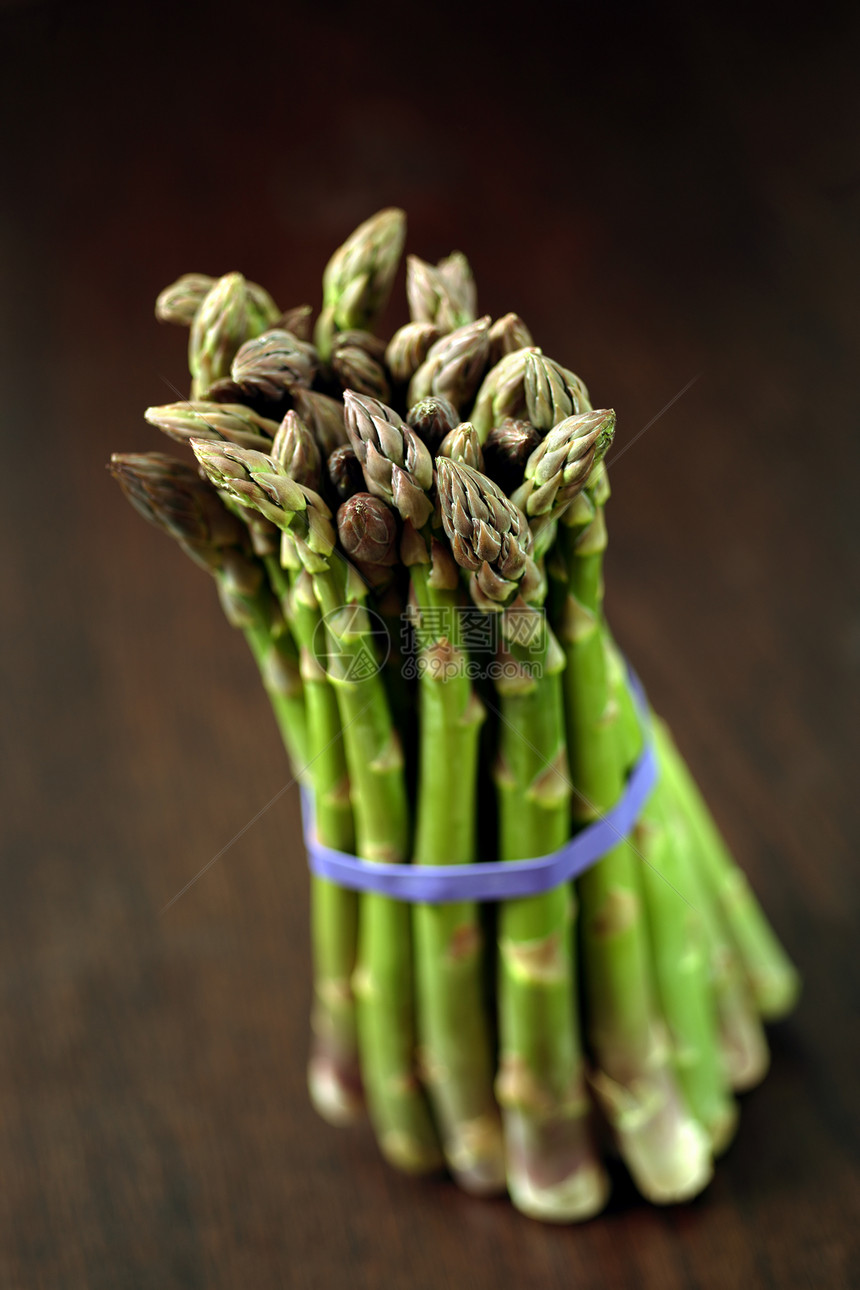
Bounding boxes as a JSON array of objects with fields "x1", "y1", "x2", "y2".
[
  {"x1": 187, "y1": 440, "x2": 435, "y2": 1161},
  {"x1": 410, "y1": 561, "x2": 504, "y2": 1196},
  {"x1": 289, "y1": 569, "x2": 362, "y2": 1126},
  {"x1": 557, "y1": 505, "x2": 713, "y2": 1203},
  {"x1": 240, "y1": 560, "x2": 367, "y2": 1127},
  {"x1": 219, "y1": 558, "x2": 307, "y2": 775},
  {"x1": 312, "y1": 556, "x2": 443, "y2": 1174},
  {"x1": 607, "y1": 645, "x2": 771, "y2": 1095},
  {"x1": 241, "y1": 620, "x2": 306, "y2": 774},
  {"x1": 597, "y1": 648, "x2": 739, "y2": 1144},
  {"x1": 658, "y1": 771, "x2": 770, "y2": 1095},
  {"x1": 493, "y1": 606, "x2": 608, "y2": 1222},
  {"x1": 372, "y1": 577, "x2": 415, "y2": 758},
  {"x1": 653, "y1": 721, "x2": 801, "y2": 1022},
  {"x1": 634, "y1": 799, "x2": 739, "y2": 1147}
]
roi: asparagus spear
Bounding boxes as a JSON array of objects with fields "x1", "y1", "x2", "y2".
[
  {"x1": 331, "y1": 329, "x2": 389, "y2": 361},
  {"x1": 488, "y1": 313, "x2": 534, "y2": 365},
  {"x1": 406, "y1": 395, "x2": 459, "y2": 455},
  {"x1": 292, "y1": 557, "x2": 364, "y2": 1125},
  {"x1": 277, "y1": 304, "x2": 314, "y2": 340},
  {"x1": 326, "y1": 445, "x2": 366, "y2": 504},
  {"x1": 406, "y1": 252, "x2": 477, "y2": 331},
  {"x1": 144, "y1": 399, "x2": 289, "y2": 601},
  {"x1": 316, "y1": 208, "x2": 407, "y2": 360},
  {"x1": 639, "y1": 793, "x2": 743, "y2": 1146},
  {"x1": 188, "y1": 273, "x2": 279, "y2": 400},
  {"x1": 337, "y1": 492, "x2": 400, "y2": 586},
  {"x1": 386, "y1": 322, "x2": 444, "y2": 385},
  {"x1": 604, "y1": 640, "x2": 771, "y2": 1099},
  {"x1": 437, "y1": 457, "x2": 608, "y2": 1221},
  {"x1": 266, "y1": 416, "x2": 367, "y2": 1122},
  {"x1": 512, "y1": 410, "x2": 615, "y2": 560},
  {"x1": 273, "y1": 414, "x2": 363, "y2": 1122},
  {"x1": 470, "y1": 347, "x2": 541, "y2": 442},
  {"x1": 653, "y1": 723, "x2": 800, "y2": 1022},
  {"x1": 144, "y1": 400, "x2": 279, "y2": 452},
  {"x1": 292, "y1": 387, "x2": 350, "y2": 457},
  {"x1": 155, "y1": 273, "x2": 215, "y2": 326},
  {"x1": 331, "y1": 338, "x2": 391, "y2": 403},
  {"x1": 157, "y1": 272, "x2": 280, "y2": 330},
  {"x1": 271, "y1": 410, "x2": 322, "y2": 486},
  {"x1": 483, "y1": 418, "x2": 542, "y2": 496},
  {"x1": 434, "y1": 253, "x2": 477, "y2": 325},
  {"x1": 108, "y1": 452, "x2": 307, "y2": 774},
  {"x1": 437, "y1": 421, "x2": 485, "y2": 471},
  {"x1": 344, "y1": 392, "x2": 504, "y2": 1194},
  {"x1": 523, "y1": 353, "x2": 590, "y2": 432},
  {"x1": 407, "y1": 317, "x2": 492, "y2": 411},
  {"x1": 190, "y1": 437, "x2": 442, "y2": 1175},
  {"x1": 555, "y1": 466, "x2": 713, "y2": 1203},
  {"x1": 231, "y1": 329, "x2": 318, "y2": 401},
  {"x1": 342, "y1": 391, "x2": 435, "y2": 530},
  {"x1": 337, "y1": 494, "x2": 414, "y2": 757},
  {"x1": 600, "y1": 641, "x2": 742, "y2": 1138}
]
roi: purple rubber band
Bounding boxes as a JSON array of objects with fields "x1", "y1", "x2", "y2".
[{"x1": 302, "y1": 668, "x2": 657, "y2": 904}]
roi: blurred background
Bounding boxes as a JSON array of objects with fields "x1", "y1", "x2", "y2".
[{"x1": 2, "y1": 1, "x2": 858, "y2": 1285}]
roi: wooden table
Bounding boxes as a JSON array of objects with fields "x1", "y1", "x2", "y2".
[{"x1": 2, "y1": 2, "x2": 858, "y2": 1285}]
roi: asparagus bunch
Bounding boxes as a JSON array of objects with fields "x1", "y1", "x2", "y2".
[{"x1": 111, "y1": 209, "x2": 799, "y2": 1222}]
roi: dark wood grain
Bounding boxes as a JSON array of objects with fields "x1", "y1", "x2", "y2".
[{"x1": 1, "y1": 2, "x2": 858, "y2": 1286}]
